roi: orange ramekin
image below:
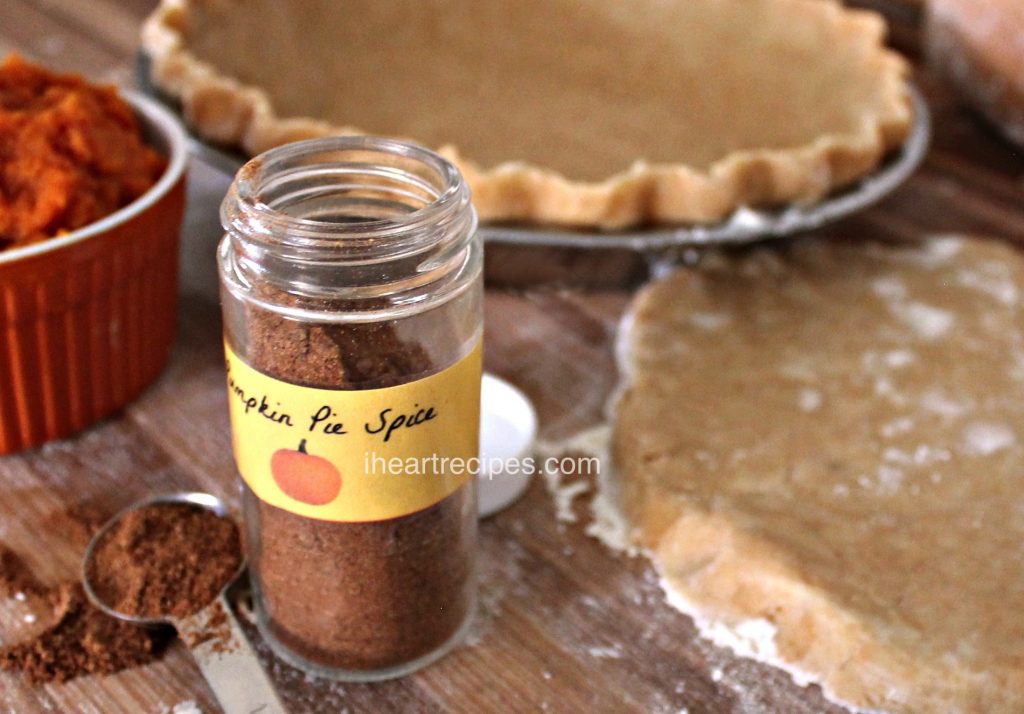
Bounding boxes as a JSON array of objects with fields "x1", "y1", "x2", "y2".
[{"x1": 0, "y1": 91, "x2": 189, "y2": 455}]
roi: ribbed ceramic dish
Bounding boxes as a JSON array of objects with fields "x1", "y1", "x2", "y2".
[{"x1": 0, "y1": 91, "x2": 189, "y2": 454}]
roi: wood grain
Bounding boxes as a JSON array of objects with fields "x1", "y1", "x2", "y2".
[{"x1": 1, "y1": 1, "x2": 1022, "y2": 712}]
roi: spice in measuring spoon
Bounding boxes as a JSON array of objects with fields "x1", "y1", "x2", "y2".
[
  {"x1": 82, "y1": 494, "x2": 287, "y2": 714},
  {"x1": 85, "y1": 500, "x2": 242, "y2": 619}
]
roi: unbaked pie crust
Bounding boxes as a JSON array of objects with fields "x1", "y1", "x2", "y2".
[
  {"x1": 616, "y1": 235, "x2": 1024, "y2": 712},
  {"x1": 143, "y1": 0, "x2": 913, "y2": 229}
]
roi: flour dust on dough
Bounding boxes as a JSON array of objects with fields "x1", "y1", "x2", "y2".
[{"x1": 614, "y1": 236, "x2": 1024, "y2": 713}]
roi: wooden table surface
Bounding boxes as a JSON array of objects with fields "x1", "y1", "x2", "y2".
[{"x1": 0, "y1": 1, "x2": 1021, "y2": 712}]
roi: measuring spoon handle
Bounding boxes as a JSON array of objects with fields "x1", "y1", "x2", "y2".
[{"x1": 176, "y1": 593, "x2": 287, "y2": 714}]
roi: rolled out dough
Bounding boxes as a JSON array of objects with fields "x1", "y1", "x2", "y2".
[{"x1": 614, "y1": 236, "x2": 1024, "y2": 713}]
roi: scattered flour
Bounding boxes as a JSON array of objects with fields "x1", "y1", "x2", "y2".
[
  {"x1": 536, "y1": 425, "x2": 639, "y2": 555},
  {"x1": 922, "y1": 236, "x2": 965, "y2": 264},
  {"x1": 170, "y1": 702, "x2": 202, "y2": 714},
  {"x1": 871, "y1": 276, "x2": 907, "y2": 300},
  {"x1": 961, "y1": 422, "x2": 1016, "y2": 456},
  {"x1": 884, "y1": 350, "x2": 915, "y2": 368},
  {"x1": 658, "y1": 572, "x2": 813, "y2": 690},
  {"x1": 553, "y1": 481, "x2": 590, "y2": 523},
  {"x1": 876, "y1": 465, "x2": 905, "y2": 495},
  {"x1": 924, "y1": 445, "x2": 951, "y2": 464},
  {"x1": 921, "y1": 389, "x2": 970, "y2": 418},
  {"x1": 889, "y1": 302, "x2": 955, "y2": 341},
  {"x1": 586, "y1": 644, "x2": 625, "y2": 660},
  {"x1": 658, "y1": 570, "x2": 889, "y2": 714},
  {"x1": 893, "y1": 235, "x2": 964, "y2": 268},
  {"x1": 689, "y1": 312, "x2": 731, "y2": 331},
  {"x1": 586, "y1": 487, "x2": 638, "y2": 556},
  {"x1": 706, "y1": 618, "x2": 781, "y2": 663},
  {"x1": 539, "y1": 445, "x2": 590, "y2": 524},
  {"x1": 883, "y1": 447, "x2": 912, "y2": 464},
  {"x1": 798, "y1": 388, "x2": 823, "y2": 413},
  {"x1": 873, "y1": 377, "x2": 907, "y2": 404},
  {"x1": 880, "y1": 416, "x2": 915, "y2": 439},
  {"x1": 957, "y1": 264, "x2": 1019, "y2": 306}
]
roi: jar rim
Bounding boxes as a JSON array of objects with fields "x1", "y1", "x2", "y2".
[
  {"x1": 218, "y1": 136, "x2": 480, "y2": 317},
  {"x1": 223, "y1": 136, "x2": 473, "y2": 252}
]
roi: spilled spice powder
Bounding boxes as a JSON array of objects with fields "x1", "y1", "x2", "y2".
[
  {"x1": 0, "y1": 582, "x2": 167, "y2": 684},
  {"x1": 43, "y1": 500, "x2": 110, "y2": 549},
  {"x1": 0, "y1": 507, "x2": 161, "y2": 686},
  {"x1": 181, "y1": 600, "x2": 233, "y2": 653},
  {"x1": 242, "y1": 308, "x2": 473, "y2": 670},
  {"x1": 1, "y1": 503, "x2": 241, "y2": 686},
  {"x1": 0, "y1": 544, "x2": 45, "y2": 598},
  {"x1": 86, "y1": 502, "x2": 242, "y2": 620},
  {"x1": 0, "y1": 543, "x2": 168, "y2": 684}
]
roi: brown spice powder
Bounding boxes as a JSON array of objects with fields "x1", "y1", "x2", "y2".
[
  {"x1": 0, "y1": 540, "x2": 169, "y2": 685},
  {"x1": 1, "y1": 503, "x2": 240, "y2": 686},
  {"x1": 0, "y1": 582, "x2": 167, "y2": 685},
  {"x1": 0, "y1": 544, "x2": 45, "y2": 598},
  {"x1": 243, "y1": 303, "x2": 472, "y2": 670},
  {"x1": 43, "y1": 500, "x2": 110, "y2": 549},
  {"x1": 86, "y1": 502, "x2": 242, "y2": 620},
  {"x1": 181, "y1": 600, "x2": 233, "y2": 653}
]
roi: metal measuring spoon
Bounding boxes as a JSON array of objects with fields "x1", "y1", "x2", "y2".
[{"x1": 83, "y1": 492, "x2": 286, "y2": 714}]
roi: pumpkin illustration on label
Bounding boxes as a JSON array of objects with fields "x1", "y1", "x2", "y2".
[{"x1": 271, "y1": 439, "x2": 342, "y2": 505}]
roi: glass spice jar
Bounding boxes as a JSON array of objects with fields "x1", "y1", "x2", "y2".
[{"x1": 218, "y1": 137, "x2": 481, "y2": 680}]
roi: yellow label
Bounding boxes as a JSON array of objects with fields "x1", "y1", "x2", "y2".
[{"x1": 224, "y1": 340, "x2": 481, "y2": 522}]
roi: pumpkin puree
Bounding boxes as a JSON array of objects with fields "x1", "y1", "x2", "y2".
[{"x1": 0, "y1": 55, "x2": 166, "y2": 251}]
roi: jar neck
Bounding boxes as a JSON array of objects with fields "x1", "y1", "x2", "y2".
[{"x1": 220, "y1": 137, "x2": 479, "y2": 319}]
